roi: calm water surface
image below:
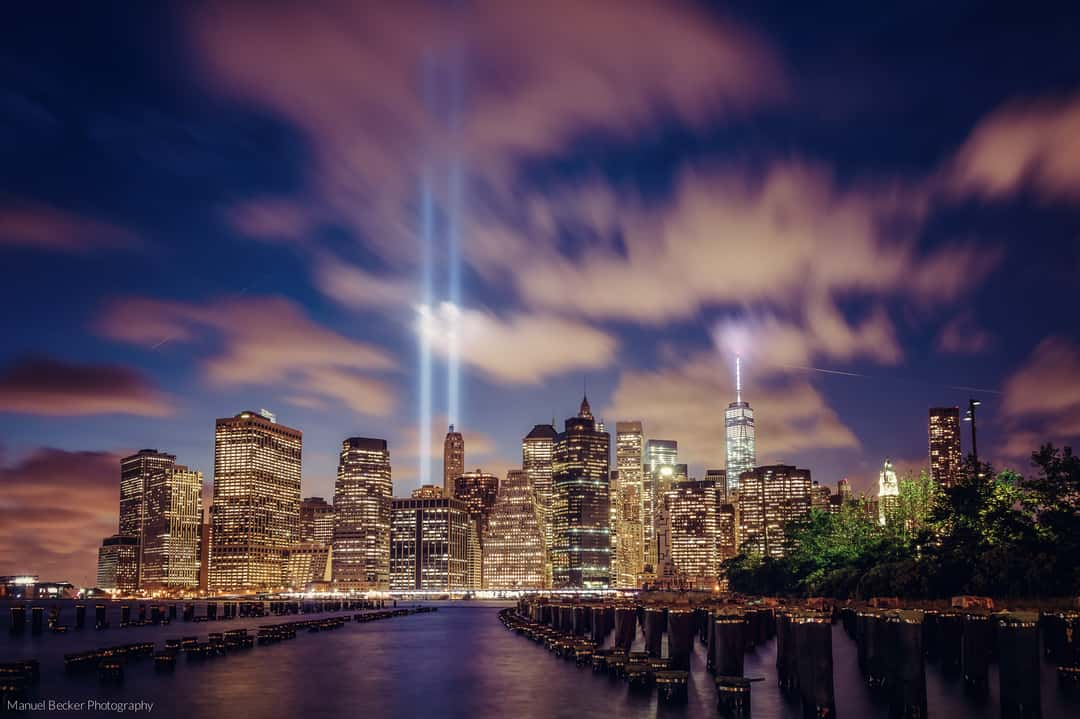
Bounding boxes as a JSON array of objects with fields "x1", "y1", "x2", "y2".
[{"x1": 2, "y1": 601, "x2": 1077, "y2": 718}]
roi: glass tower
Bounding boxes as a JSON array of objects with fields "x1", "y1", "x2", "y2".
[
  {"x1": 725, "y1": 356, "x2": 755, "y2": 491},
  {"x1": 614, "y1": 421, "x2": 645, "y2": 588}
]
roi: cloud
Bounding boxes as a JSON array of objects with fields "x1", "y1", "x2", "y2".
[
  {"x1": 0, "y1": 200, "x2": 136, "y2": 253},
  {"x1": 947, "y1": 92, "x2": 1080, "y2": 201},
  {"x1": 999, "y1": 336, "x2": 1080, "y2": 460},
  {"x1": 0, "y1": 356, "x2": 171, "y2": 416},
  {"x1": 187, "y1": 0, "x2": 784, "y2": 259},
  {"x1": 418, "y1": 302, "x2": 617, "y2": 384},
  {"x1": 226, "y1": 198, "x2": 320, "y2": 244},
  {"x1": 936, "y1": 312, "x2": 993, "y2": 354},
  {"x1": 315, "y1": 258, "x2": 416, "y2": 309},
  {"x1": 392, "y1": 414, "x2": 512, "y2": 494},
  {"x1": 98, "y1": 295, "x2": 397, "y2": 416},
  {"x1": 0, "y1": 448, "x2": 122, "y2": 587},
  {"x1": 603, "y1": 352, "x2": 859, "y2": 471}
]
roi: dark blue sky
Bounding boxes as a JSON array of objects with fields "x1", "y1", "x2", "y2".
[{"x1": 2, "y1": 0, "x2": 1080, "y2": 583}]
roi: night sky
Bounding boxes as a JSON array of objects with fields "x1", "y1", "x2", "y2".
[{"x1": 2, "y1": 1, "x2": 1079, "y2": 585}]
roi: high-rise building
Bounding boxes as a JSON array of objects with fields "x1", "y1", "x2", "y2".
[
  {"x1": 140, "y1": 465, "x2": 202, "y2": 592},
  {"x1": 614, "y1": 421, "x2": 645, "y2": 588},
  {"x1": 390, "y1": 497, "x2": 471, "y2": 591},
  {"x1": 878, "y1": 458, "x2": 900, "y2": 526},
  {"x1": 299, "y1": 497, "x2": 334, "y2": 544},
  {"x1": 285, "y1": 543, "x2": 330, "y2": 589},
  {"x1": 552, "y1": 396, "x2": 611, "y2": 588},
  {"x1": 737, "y1": 465, "x2": 811, "y2": 559},
  {"x1": 119, "y1": 448, "x2": 176, "y2": 586},
  {"x1": 523, "y1": 423, "x2": 557, "y2": 582},
  {"x1": 643, "y1": 438, "x2": 677, "y2": 571},
  {"x1": 482, "y1": 469, "x2": 546, "y2": 590},
  {"x1": 716, "y1": 503, "x2": 738, "y2": 561},
  {"x1": 96, "y1": 535, "x2": 140, "y2": 594},
  {"x1": 929, "y1": 407, "x2": 962, "y2": 487},
  {"x1": 332, "y1": 437, "x2": 392, "y2": 590},
  {"x1": 810, "y1": 481, "x2": 832, "y2": 511},
  {"x1": 453, "y1": 469, "x2": 500, "y2": 589},
  {"x1": 645, "y1": 439, "x2": 678, "y2": 473},
  {"x1": 666, "y1": 479, "x2": 719, "y2": 588},
  {"x1": 706, "y1": 469, "x2": 729, "y2": 503},
  {"x1": 725, "y1": 357, "x2": 756, "y2": 491},
  {"x1": 838, "y1": 478, "x2": 852, "y2": 502},
  {"x1": 209, "y1": 411, "x2": 302, "y2": 593},
  {"x1": 443, "y1": 425, "x2": 465, "y2": 498}
]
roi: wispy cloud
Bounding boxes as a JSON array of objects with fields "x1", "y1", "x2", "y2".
[{"x1": 0, "y1": 356, "x2": 171, "y2": 416}]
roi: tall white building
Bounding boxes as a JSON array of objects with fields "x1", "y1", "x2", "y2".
[
  {"x1": 614, "y1": 421, "x2": 645, "y2": 588},
  {"x1": 878, "y1": 458, "x2": 900, "y2": 526},
  {"x1": 643, "y1": 438, "x2": 677, "y2": 571},
  {"x1": 725, "y1": 356, "x2": 755, "y2": 491},
  {"x1": 523, "y1": 424, "x2": 557, "y2": 585}
]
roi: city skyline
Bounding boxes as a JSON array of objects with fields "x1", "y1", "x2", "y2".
[{"x1": 2, "y1": 3, "x2": 1079, "y2": 590}]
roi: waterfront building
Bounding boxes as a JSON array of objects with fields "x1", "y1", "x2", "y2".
[
  {"x1": 614, "y1": 421, "x2": 645, "y2": 588},
  {"x1": 119, "y1": 448, "x2": 177, "y2": 586},
  {"x1": 300, "y1": 497, "x2": 334, "y2": 544},
  {"x1": 929, "y1": 407, "x2": 962, "y2": 487},
  {"x1": 140, "y1": 464, "x2": 203, "y2": 592},
  {"x1": 552, "y1": 397, "x2": 611, "y2": 588},
  {"x1": 332, "y1": 437, "x2": 392, "y2": 590},
  {"x1": 481, "y1": 469, "x2": 545, "y2": 590},
  {"x1": 522, "y1": 423, "x2": 557, "y2": 578},
  {"x1": 285, "y1": 542, "x2": 331, "y2": 589},
  {"x1": 453, "y1": 469, "x2": 500, "y2": 589},
  {"x1": 209, "y1": 411, "x2": 302, "y2": 593},
  {"x1": 737, "y1": 465, "x2": 812, "y2": 559},
  {"x1": 666, "y1": 478, "x2": 719, "y2": 588},
  {"x1": 725, "y1": 357, "x2": 756, "y2": 491},
  {"x1": 390, "y1": 497, "x2": 471, "y2": 591},
  {"x1": 443, "y1": 425, "x2": 465, "y2": 498},
  {"x1": 96, "y1": 535, "x2": 140, "y2": 594}
]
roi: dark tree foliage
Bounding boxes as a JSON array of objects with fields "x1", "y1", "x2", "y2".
[{"x1": 723, "y1": 444, "x2": 1080, "y2": 599}]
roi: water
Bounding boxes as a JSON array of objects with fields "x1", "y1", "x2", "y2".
[{"x1": 2, "y1": 600, "x2": 1077, "y2": 718}]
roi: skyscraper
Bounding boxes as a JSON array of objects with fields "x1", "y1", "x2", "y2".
[
  {"x1": 443, "y1": 425, "x2": 464, "y2": 498},
  {"x1": 209, "y1": 411, "x2": 302, "y2": 593},
  {"x1": 482, "y1": 469, "x2": 546, "y2": 590},
  {"x1": 119, "y1": 448, "x2": 176, "y2": 586},
  {"x1": 97, "y1": 535, "x2": 140, "y2": 594},
  {"x1": 614, "y1": 421, "x2": 645, "y2": 588},
  {"x1": 878, "y1": 458, "x2": 900, "y2": 526},
  {"x1": 299, "y1": 497, "x2": 334, "y2": 544},
  {"x1": 706, "y1": 469, "x2": 729, "y2": 503},
  {"x1": 140, "y1": 464, "x2": 203, "y2": 592},
  {"x1": 725, "y1": 357, "x2": 756, "y2": 491},
  {"x1": 737, "y1": 465, "x2": 811, "y2": 559},
  {"x1": 390, "y1": 496, "x2": 471, "y2": 591},
  {"x1": 666, "y1": 478, "x2": 719, "y2": 588},
  {"x1": 643, "y1": 438, "x2": 677, "y2": 571},
  {"x1": 523, "y1": 423, "x2": 557, "y2": 581},
  {"x1": 453, "y1": 469, "x2": 500, "y2": 589},
  {"x1": 929, "y1": 407, "x2": 962, "y2": 487},
  {"x1": 716, "y1": 503, "x2": 738, "y2": 562},
  {"x1": 332, "y1": 437, "x2": 392, "y2": 590},
  {"x1": 552, "y1": 396, "x2": 611, "y2": 588}
]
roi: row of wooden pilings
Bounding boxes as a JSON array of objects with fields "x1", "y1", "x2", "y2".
[{"x1": 6, "y1": 598, "x2": 389, "y2": 634}]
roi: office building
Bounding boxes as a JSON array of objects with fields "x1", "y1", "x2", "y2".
[
  {"x1": 411, "y1": 485, "x2": 444, "y2": 499},
  {"x1": 390, "y1": 497, "x2": 471, "y2": 591},
  {"x1": 300, "y1": 497, "x2": 334, "y2": 544},
  {"x1": 666, "y1": 478, "x2": 719, "y2": 588},
  {"x1": 209, "y1": 411, "x2": 302, "y2": 593},
  {"x1": 725, "y1": 357, "x2": 756, "y2": 491},
  {"x1": 443, "y1": 425, "x2": 465, "y2": 498},
  {"x1": 614, "y1": 421, "x2": 645, "y2": 588},
  {"x1": 523, "y1": 424, "x2": 557, "y2": 561},
  {"x1": 706, "y1": 468, "x2": 729, "y2": 502},
  {"x1": 929, "y1": 407, "x2": 962, "y2": 487},
  {"x1": 482, "y1": 469, "x2": 546, "y2": 590},
  {"x1": 878, "y1": 458, "x2": 900, "y2": 526},
  {"x1": 96, "y1": 535, "x2": 140, "y2": 594},
  {"x1": 119, "y1": 448, "x2": 177, "y2": 586},
  {"x1": 737, "y1": 465, "x2": 812, "y2": 559},
  {"x1": 643, "y1": 438, "x2": 677, "y2": 571},
  {"x1": 140, "y1": 464, "x2": 203, "y2": 592},
  {"x1": 285, "y1": 543, "x2": 331, "y2": 589},
  {"x1": 332, "y1": 437, "x2": 392, "y2": 590},
  {"x1": 717, "y1": 503, "x2": 738, "y2": 561},
  {"x1": 552, "y1": 396, "x2": 611, "y2": 588}
]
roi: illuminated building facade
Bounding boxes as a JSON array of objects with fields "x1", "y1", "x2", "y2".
[
  {"x1": 443, "y1": 425, "x2": 464, "y2": 498},
  {"x1": 552, "y1": 397, "x2": 611, "y2": 588},
  {"x1": 878, "y1": 458, "x2": 900, "y2": 526},
  {"x1": 666, "y1": 479, "x2": 719, "y2": 587},
  {"x1": 706, "y1": 469, "x2": 729, "y2": 502},
  {"x1": 717, "y1": 503, "x2": 738, "y2": 561},
  {"x1": 838, "y1": 478, "x2": 853, "y2": 502},
  {"x1": 482, "y1": 470, "x2": 545, "y2": 589},
  {"x1": 929, "y1": 407, "x2": 962, "y2": 487},
  {"x1": 300, "y1": 497, "x2": 334, "y2": 544},
  {"x1": 614, "y1": 421, "x2": 645, "y2": 588},
  {"x1": 453, "y1": 469, "x2": 500, "y2": 589},
  {"x1": 285, "y1": 542, "x2": 331, "y2": 589},
  {"x1": 209, "y1": 411, "x2": 302, "y2": 593},
  {"x1": 332, "y1": 437, "x2": 392, "y2": 590},
  {"x1": 724, "y1": 357, "x2": 755, "y2": 491},
  {"x1": 119, "y1": 448, "x2": 176, "y2": 586},
  {"x1": 737, "y1": 465, "x2": 812, "y2": 559},
  {"x1": 411, "y1": 485, "x2": 444, "y2": 499},
  {"x1": 390, "y1": 497, "x2": 471, "y2": 591},
  {"x1": 523, "y1": 424, "x2": 557, "y2": 563},
  {"x1": 96, "y1": 535, "x2": 140, "y2": 593},
  {"x1": 140, "y1": 465, "x2": 203, "y2": 592},
  {"x1": 643, "y1": 439, "x2": 677, "y2": 571}
]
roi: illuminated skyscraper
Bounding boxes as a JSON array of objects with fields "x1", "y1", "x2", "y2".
[
  {"x1": 209, "y1": 411, "x2": 302, "y2": 593},
  {"x1": 716, "y1": 503, "x2": 738, "y2": 561},
  {"x1": 643, "y1": 439, "x2": 677, "y2": 571},
  {"x1": 140, "y1": 464, "x2": 203, "y2": 592},
  {"x1": 929, "y1": 407, "x2": 962, "y2": 487},
  {"x1": 285, "y1": 543, "x2": 330, "y2": 589},
  {"x1": 666, "y1": 478, "x2": 719, "y2": 588},
  {"x1": 552, "y1": 396, "x2": 611, "y2": 588},
  {"x1": 725, "y1": 357, "x2": 755, "y2": 491},
  {"x1": 299, "y1": 497, "x2": 334, "y2": 544},
  {"x1": 878, "y1": 458, "x2": 900, "y2": 526},
  {"x1": 443, "y1": 425, "x2": 465, "y2": 498},
  {"x1": 706, "y1": 469, "x2": 729, "y2": 503},
  {"x1": 390, "y1": 496, "x2": 471, "y2": 591},
  {"x1": 482, "y1": 469, "x2": 545, "y2": 589},
  {"x1": 332, "y1": 437, "x2": 392, "y2": 590},
  {"x1": 453, "y1": 469, "x2": 500, "y2": 589},
  {"x1": 119, "y1": 448, "x2": 176, "y2": 586},
  {"x1": 96, "y1": 535, "x2": 140, "y2": 594},
  {"x1": 614, "y1": 421, "x2": 645, "y2": 588},
  {"x1": 737, "y1": 465, "x2": 811, "y2": 559},
  {"x1": 523, "y1": 423, "x2": 557, "y2": 579}
]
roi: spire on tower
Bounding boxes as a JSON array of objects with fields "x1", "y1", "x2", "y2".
[{"x1": 735, "y1": 355, "x2": 742, "y2": 404}]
